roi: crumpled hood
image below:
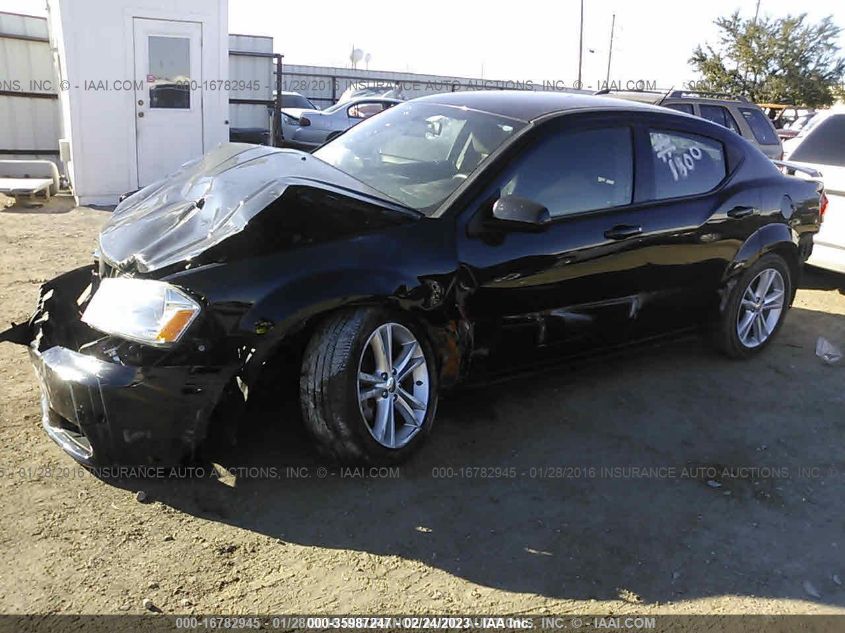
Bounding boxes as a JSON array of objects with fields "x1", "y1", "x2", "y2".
[{"x1": 99, "y1": 143, "x2": 399, "y2": 273}]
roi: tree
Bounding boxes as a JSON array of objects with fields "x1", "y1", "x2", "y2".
[{"x1": 689, "y1": 12, "x2": 845, "y2": 107}]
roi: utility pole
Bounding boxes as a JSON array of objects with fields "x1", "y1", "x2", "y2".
[
  {"x1": 741, "y1": 0, "x2": 762, "y2": 93},
  {"x1": 577, "y1": 0, "x2": 584, "y2": 88},
  {"x1": 605, "y1": 13, "x2": 615, "y2": 88}
]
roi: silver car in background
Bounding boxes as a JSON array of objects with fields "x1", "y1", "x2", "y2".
[{"x1": 281, "y1": 97, "x2": 402, "y2": 150}]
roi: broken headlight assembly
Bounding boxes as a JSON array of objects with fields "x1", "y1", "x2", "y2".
[{"x1": 82, "y1": 278, "x2": 201, "y2": 346}]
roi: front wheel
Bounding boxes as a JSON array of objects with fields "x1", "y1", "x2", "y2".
[
  {"x1": 713, "y1": 253, "x2": 792, "y2": 358},
  {"x1": 300, "y1": 308, "x2": 438, "y2": 463}
]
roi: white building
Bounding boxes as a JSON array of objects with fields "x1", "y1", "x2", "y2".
[{"x1": 46, "y1": 0, "x2": 230, "y2": 205}]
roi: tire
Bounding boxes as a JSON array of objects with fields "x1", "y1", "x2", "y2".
[
  {"x1": 713, "y1": 253, "x2": 792, "y2": 359},
  {"x1": 300, "y1": 307, "x2": 438, "y2": 463}
]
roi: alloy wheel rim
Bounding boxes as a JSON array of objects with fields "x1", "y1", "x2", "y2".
[
  {"x1": 736, "y1": 268, "x2": 785, "y2": 349},
  {"x1": 357, "y1": 323, "x2": 429, "y2": 449}
]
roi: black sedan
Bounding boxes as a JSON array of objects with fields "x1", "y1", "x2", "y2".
[{"x1": 2, "y1": 91, "x2": 824, "y2": 466}]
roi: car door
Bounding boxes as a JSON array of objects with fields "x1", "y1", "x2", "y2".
[
  {"x1": 633, "y1": 123, "x2": 763, "y2": 316},
  {"x1": 455, "y1": 112, "x2": 747, "y2": 368},
  {"x1": 455, "y1": 116, "x2": 647, "y2": 365}
]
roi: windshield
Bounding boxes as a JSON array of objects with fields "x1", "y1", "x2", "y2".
[
  {"x1": 322, "y1": 100, "x2": 348, "y2": 114},
  {"x1": 313, "y1": 102, "x2": 525, "y2": 213},
  {"x1": 281, "y1": 94, "x2": 316, "y2": 109}
]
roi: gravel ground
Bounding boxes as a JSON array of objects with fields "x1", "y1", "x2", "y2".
[{"x1": 0, "y1": 199, "x2": 844, "y2": 617}]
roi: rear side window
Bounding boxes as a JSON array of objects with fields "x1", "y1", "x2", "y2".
[
  {"x1": 649, "y1": 131, "x2": 726, "y2": 199},
  {"x1": 499, "y1": 127, "x2": 634, "y2": 218},
  {"x1": 789, "y1": 115, "x2": 845, "y2": 167},
  {"x1": 665, "y1": 103, "x2": 694, "y2": 115},
  {"x1": 739, "y1": 108, "x2": 780, "y2": 145},
  {"x1": 699, "y1": 105, "x2": 741, "y2": 134}
]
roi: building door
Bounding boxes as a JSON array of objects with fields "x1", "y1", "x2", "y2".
[{"x1": 133, "y1": 18, "x2": 203, "y2": 187}]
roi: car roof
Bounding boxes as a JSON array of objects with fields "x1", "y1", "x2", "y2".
[
  {"x1": 414, "y1": 90, "x2": 668, "y2": 122},
  {"x1": 344, "y1": 96, "x2": 403, "y2": 104},
  {"x1": 596, "y1": 90, "x2": 757, "y2": 109}
]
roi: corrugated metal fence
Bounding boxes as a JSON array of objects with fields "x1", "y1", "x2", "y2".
[
  {"x1": 281, "y1": 64, "x2": 587, "y2": 108},
  {"x1": 0, "y1": 11, "x2": 61, "y2": 162}
]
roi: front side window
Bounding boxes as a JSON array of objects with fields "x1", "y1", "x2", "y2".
[
  {"x1": 739, "y1": 107, "x2": 780, "y2": 145},
  {"x1": 789, "y1": 115, "x2": 845, "y2": 167},
  {"x1": 496, "y1": 127, "x2": 634, "y2": 218},
  {"x1": 699, "y1": 105, "x2": 740, "y2": 134},
  {"x1": 649, "y1": 130, "x2": 726, "y2": 199},
  {"x1": 313, "y1": 102, "x2": 524, "y2": 213}
]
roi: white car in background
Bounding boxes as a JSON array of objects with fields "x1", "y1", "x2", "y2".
[
  {"x1": 336, "y1": 83, "x2": 405, "y2": 103},
  {"x1": 785, "y1": 107, "x2": 845, "y2": 274},
  {"x1": 281, "y1": 97, "x2": 402, "y2": 150}
]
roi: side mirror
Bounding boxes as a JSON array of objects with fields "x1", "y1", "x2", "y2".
[{"x1": 491, "y1": 195, "x2": 551, "y2": 230}]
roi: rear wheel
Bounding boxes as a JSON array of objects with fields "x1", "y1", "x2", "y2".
[
  {"x1": 713, "y1": 253, "x2": 792, "y2": 358},
  {"x1": 300, "y1": 307, "x2": 437, "y2": 463}
]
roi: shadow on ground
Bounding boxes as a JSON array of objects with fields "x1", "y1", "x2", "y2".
[
  {"x1": 802, "y1": 267, "x2": 845, "y2": 294},
  {"x1": 2, "y1": 195, "x2": 77, "y2": 215},
  {"x1": 114, "y1": 304, "x2": 845, "y2": 606}
]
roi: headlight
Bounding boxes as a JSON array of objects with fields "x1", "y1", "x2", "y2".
[{"x1": 82, "y1": 278, "x2": 201, "y2": 346}]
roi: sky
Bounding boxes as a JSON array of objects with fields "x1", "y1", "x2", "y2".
[{"x1": 5, "y1": 0, "x2": 845, "y2": 90}]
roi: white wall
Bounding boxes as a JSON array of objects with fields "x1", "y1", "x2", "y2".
[{"x1": 47, "y1": 0, "x2": 229, "y2": 206}]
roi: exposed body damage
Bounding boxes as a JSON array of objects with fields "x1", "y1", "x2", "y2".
[
  {"x1": 4, "y1": 144, "x2": 468, "y2": 465},
  {"x1": 1, "y1": 91, "x2": 823, "y2": 466}
]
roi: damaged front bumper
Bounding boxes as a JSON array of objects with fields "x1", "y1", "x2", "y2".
[{"x1": 9, "y1": 267, "x2": 238, "y2": 467}]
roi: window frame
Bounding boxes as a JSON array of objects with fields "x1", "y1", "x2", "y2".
[
  {"x1": 664, "y1": 103, "x2": 694, "y2": 115},
  {"x1": 147, "y1": 35, "x2": 193, "y2": 110},
  {"x1": 638, "y1": 126, "x2": 730, "y2": 203},
  {"x1": 494, "y1": 120, "x2": 637, "y2": 223},
  {"x1": 446, "y1": 110, "x2": 745, "y2": 223},
  {"x1": 738, "y1": 107, "x2": 781, "y2": 146},
  {"x1": 475, "y1": 121, "x2": 639, "y2": 224},
  {"x1": 698, "y1": 104, "x2": 741, "y2": 134},
  {"x1": 346, "y1": 100, "x2": 392, "y2": 120}
]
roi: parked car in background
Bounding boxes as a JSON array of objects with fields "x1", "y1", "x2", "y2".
[
  {"x1": 783, "y1": 112, "x2": 826, "y2": 157},
  {"x1": 2, "y1": 92, "x2": 823, "y2": 467},
  {"x1": 776, "y1": 110, "x2": 817, "y2": 140},
  {"x1": 280, "y1": 91, "x2": 319, "y2": 110},
  {"x1": 282, "y1": 96, "x2": 402, "y2": 150},
  {"x1": 278, "y1": 91, "x2": 320, "y2": 143},
  {"x1": 759, "y1": 103, "x2": 799, "y2": 129},
  {"x1": 598, "y1": 89, "x2": 784, "y2": 160},
  {"x1": 783, "y1": 107, "x2": 845, "y2": 274},
  {"x1": 337, "y1": 82, "x2": 405, "y2": 104}
]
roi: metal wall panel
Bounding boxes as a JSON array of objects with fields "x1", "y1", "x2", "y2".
[
  {"x1": 228, "y1": 34, "x2": 273, "y2": 132},
  {"x1": 282, "y1": 64, "x2": 587, "y2": 108},
  {"x1": 0, "y1": 11, "x2": 60, "y2": 155}
]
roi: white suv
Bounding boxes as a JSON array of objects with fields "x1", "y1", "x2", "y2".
[{"x1": 784, "y1": 107, "x2": 845, "y2": 274}]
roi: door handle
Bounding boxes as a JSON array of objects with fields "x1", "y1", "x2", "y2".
[
  {"x1": 727, "y1": 205, "x2": 756, "y2": 219},
  {"x1": 604, "y1": 225, "x2": 642, "y2": 240}
]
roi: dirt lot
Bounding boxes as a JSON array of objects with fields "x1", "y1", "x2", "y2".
[{"x1": 0, "y1": 199, "x2": 844, "y2": 617}]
